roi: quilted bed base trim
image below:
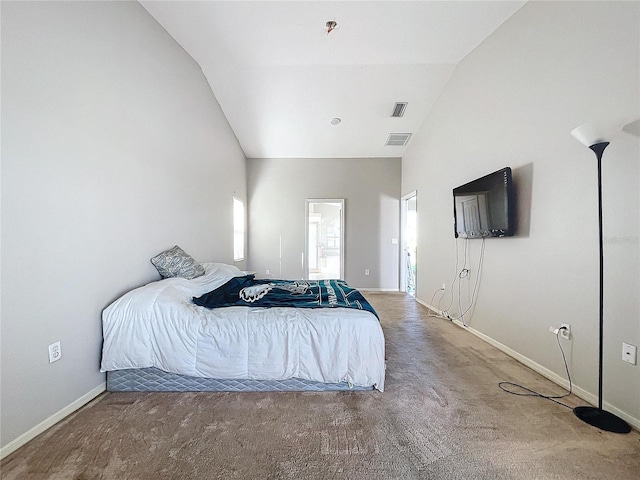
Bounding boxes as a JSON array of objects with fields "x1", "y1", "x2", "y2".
[{"x1": 107, "y1": 368, "x2": 375, "y2": 392}]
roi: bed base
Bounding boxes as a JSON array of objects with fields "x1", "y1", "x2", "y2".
[{"x1": 107, "y1": 368, "x2": 374, "y2": 392}]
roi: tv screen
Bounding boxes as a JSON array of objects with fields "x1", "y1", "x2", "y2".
[{"x1": 453, "y1": 167, "x2": 515, "y2": 238}]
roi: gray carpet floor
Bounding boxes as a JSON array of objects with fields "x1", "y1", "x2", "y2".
[{"x1": 2, "y1": 293, "x2": 639, "y2": 479}]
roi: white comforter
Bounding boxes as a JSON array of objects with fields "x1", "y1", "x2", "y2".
[{"x1": 100, "y1": 263, "x2": 385, "y2": 391}]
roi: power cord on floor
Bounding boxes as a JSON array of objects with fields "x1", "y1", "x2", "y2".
[{"x1": 498, "y1": 327, "x2": 573, "y2": 409}]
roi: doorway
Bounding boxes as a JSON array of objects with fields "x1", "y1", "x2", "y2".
[
  {"x1": 401, "y1": 191, "x2": 417, "y2": 296},
  {"x1": 305, "y1": 199, "x2": 344, "y2": 280}
]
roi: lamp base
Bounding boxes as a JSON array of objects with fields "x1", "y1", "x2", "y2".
[{"x1": 574, "y1": 406, "x2": 631, "y2": 433}]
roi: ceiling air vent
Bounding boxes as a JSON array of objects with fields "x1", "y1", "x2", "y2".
[
  {"x1": 385, "y1": 133, "x2": 412, "y2": 146},
  {"x1": 391, "y1": 102, "x2": 407, "y2": 117}
]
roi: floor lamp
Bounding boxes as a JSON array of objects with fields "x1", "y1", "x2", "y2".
[{"x1": 570, "y1": 123, "x2": 632, "y2": 434}]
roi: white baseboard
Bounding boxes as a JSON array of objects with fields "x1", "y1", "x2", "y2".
[
  {"x1": 1, "y1": 382, "x2": 106, "y2": 460},
  {"x1": 417, "y1": 299, "x2": 640, "y2": 431}
]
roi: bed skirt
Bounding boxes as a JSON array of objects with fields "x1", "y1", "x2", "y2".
[{"x1": 106, "y1": 368, "x2": 375, "y2": 392}]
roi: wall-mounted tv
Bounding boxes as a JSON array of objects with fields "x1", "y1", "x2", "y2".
[{"x1": 453, "y1": 167, "x2": 515, "y2": 238}]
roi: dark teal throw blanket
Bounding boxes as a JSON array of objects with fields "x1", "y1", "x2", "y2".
[{"x1": 193, "y1": 276, "x2": 378, "y2": 319}]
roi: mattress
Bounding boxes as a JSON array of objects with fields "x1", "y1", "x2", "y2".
[{"x1": 107, "y1": 367, "x2": 374, "y2": 392}]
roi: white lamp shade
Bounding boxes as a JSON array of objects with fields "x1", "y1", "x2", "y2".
[
  {"x1": 571, "y1": 123, "x2": 609, "y2": 147},
  {"x1": 622, "y1": 119, "x2": 640, "y2": 138}
]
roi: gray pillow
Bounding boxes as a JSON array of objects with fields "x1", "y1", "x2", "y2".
[{"x1": 150, "y1": 245, "x2": 205, "y2": 279}]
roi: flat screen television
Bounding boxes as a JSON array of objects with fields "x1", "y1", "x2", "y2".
[{"x1": 453, "y1": 167, "x2": 515, "y2": 238}]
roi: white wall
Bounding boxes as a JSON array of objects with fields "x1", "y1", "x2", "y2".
[
  {"x1": 403, "y1": 1, "x2": 639, "y2": 424},
  {"x1": 1, "y1": 1, "x2": 247, "y2": 450},
  {"x1": 247, "y1": 157, "x2": 401, "y2": 289}
]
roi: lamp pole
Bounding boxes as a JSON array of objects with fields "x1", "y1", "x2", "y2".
[
  {"x1": 572, "y1": 141, "x2": 631, "y2": 433},
  {"x1": 592, "y1": 141, "x2": 607, "y2": 411}
]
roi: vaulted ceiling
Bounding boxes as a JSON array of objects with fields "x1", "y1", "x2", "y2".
[{"x1": 141, "y1": 1, "x2": 526, "y2": 159}]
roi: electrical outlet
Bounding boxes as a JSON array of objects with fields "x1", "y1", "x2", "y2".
[
  {"x1": 560, "y1": 323, "x2": 571, "y2": 340},
  {"x1": 365, "y1": 269, "x2": 370, "y2": 276},
  {"x1": 48, "y1": 341, "x2": 61, "y2": 363},
  {"x1": 622, "y1": 343, "x2": 637, "y2": 365},
  {"x1": 442, "y1": 283, "x2": 446, "y2": 290},
  {"x1": 265, "y1": 269, "x2": 270, "y2": 275}
]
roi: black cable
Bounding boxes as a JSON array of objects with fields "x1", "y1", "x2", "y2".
[{"x1": 499, "y1": 328, "x2": 573, "y2": 409}]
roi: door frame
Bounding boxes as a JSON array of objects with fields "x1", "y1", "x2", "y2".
[
  {"x1": 400, "y1": 191, "x2": 417, "y2": 294},
  {"x1": 304, "y1": 199, "x2": 345, "y2": 280}
]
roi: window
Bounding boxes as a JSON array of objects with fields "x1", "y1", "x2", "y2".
[{"x1": 233, "y1": 197, "x2": 245, "y2": 261}]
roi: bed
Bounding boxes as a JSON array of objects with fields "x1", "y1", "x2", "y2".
[{"x1": 100, "y1": 261, "x2": 386, "y2": 392}]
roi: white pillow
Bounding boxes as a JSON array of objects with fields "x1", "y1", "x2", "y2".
[{"x1": 188, "y1": 263, "x2": 246, "y2": 296}]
